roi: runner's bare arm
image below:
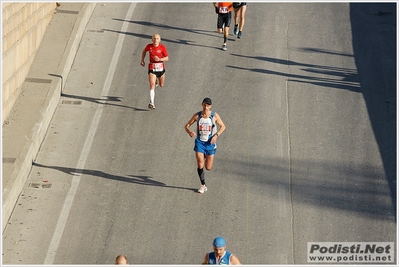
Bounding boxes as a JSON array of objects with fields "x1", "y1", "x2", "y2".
[
  {"x1": 210, "y1": 112, "x2": 225, "y2": 144},
  {"x1": 202, "y1": 253, "x2": 209, "y2": 264},
  {"x1": 214, "y1": 112, "x2": 226, "y2": 136},
  {"x1": 161, "y1": 55, "x2": 169, "y2": 62},
  {"x1": 185, "y1": 113, "x2": 198, "y2": 137},
  {"x1": 153, "y1": 55, "x2": 169, "y2": 62},
  {"x1": 140, "y1": 49, "x2": 146, "y2": 66},
  {"x1": 230, "y1": 254, "x2": 242, "y2": 265}
]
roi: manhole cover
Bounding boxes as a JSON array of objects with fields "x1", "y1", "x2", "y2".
[
  {"x1": 28, "y1": 183, "x2": 52, "y2": 189},
  {"x1": 62, "y1": 100, "x2": 82, "y2": 105},
  {"x1": 3, "y1": 157, "x2": 16, "y2": 164},
  {"x1": 87, "y1": 29, "x2": 105, "y2": 33},
  {"x1": 57, "y1": 10, "x2": 79, "y2": 14},
  {"x1": 25, "y1": 78, "x2": 52, "y2": 83}
]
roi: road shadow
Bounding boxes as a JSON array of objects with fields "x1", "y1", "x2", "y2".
[
  {"x1": 61, "y1": 93, "x2": 149, "y2": 111},
  {"x1": 350, "y1": 3, "x2": 397, "y2": 218},
  {"x1": 225, "y1": 3, "x2": 396, "y2": 218},
  {"x1": 32, "y1": 162, "x2": 197, "y2": 192},
  {"x1": 227, "y1": 55, "x2": 361, "y2": 93},
  {"x1": 113, "y1": 19, "x2": 216, "y2": 38},
  {"x1": 218, "y1": 155, "x2": 396, "y2": 222},
  {"x1": 103, "y1": 28, "x2": 222, "y2": 51}
]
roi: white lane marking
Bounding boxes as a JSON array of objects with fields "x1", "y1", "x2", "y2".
[
  {"x1": 276, "y1": 86, "x2": 282, "y2": 109},
  {"x1": 277, "y1": 130, "x2": 283, "y2": 157},
  {"x1": 278, "y1": 184, "x2": 286, "y2": 217},
  {"x1": 44, "y1": 3, "x2": 137, "y2": 264}
]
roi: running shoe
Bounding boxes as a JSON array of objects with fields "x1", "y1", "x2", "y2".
[
  {"x1": 148, "y1": 103, "x2": 155, "y2": 110},
  {"x1": 234, "y1": 25, "x2": 238, "y2": 35},
  {"x1": 198, "y1": 185, "x2": 207, "y2": 193},
  {"x1": 237, "y1": 31, "x2": 242, "y2": 39},
  {"x1": 222, "y1": 44, "x2": 227, "y2": 51}
]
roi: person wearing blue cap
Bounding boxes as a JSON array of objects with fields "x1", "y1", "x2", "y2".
[
  {"x1": 202, "y1": 236, "x2": 241, "y2": 264},
  {"x1": 185, "y1": 98, "x2": 226, "y2": 193}
]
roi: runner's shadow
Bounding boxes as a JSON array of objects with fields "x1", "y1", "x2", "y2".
[
  {"x1": 61, "y1": 93, "x2": 149, "y2": 111},
  {"x1": 32, "y1": 162, "x2": 197, "y2": 192},
  {"x1": 113, "y1": 19, "x2": 217, "y2": 38},
  {"x1": 103, "y1": 29, "x2": 221, "y2": 50}
]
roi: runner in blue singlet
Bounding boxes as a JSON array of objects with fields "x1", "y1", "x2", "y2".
[
  {"x1": 185, "y1": 98, "x2": 226, "y2": 193},
  {"x1": 202, "y1": 236, "x2": 242, "y2": 265}
]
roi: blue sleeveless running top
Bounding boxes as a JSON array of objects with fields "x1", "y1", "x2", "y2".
[
  {"x1": 197, "y1": 111, "x2": 216, "y2": 142},
  {"x1": 207, "y1": 251, "x2": 232, "y2": 265}
]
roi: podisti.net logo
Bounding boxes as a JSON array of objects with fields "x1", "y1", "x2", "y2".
[{"x1": 307, "y1": 242, "x2": 394, "y2": 263}]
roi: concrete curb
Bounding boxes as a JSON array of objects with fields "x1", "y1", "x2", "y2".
[{"x1": 2, "y1": 3, "x2": 97, "y2": 232}]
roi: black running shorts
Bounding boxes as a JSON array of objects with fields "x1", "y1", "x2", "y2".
[
  {"x1": 148, "y1": 69, "x2": 165, "y2": 78},
  {"x1": 217, "y1": 12, "x2": 232, "y2": 29},
  {"x1": 233, "y1": 2, "x2": 247, "y2": 8}
]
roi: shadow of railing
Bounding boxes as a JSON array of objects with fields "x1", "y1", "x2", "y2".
[
  {"x1": 224, "y1": 3, "x2": 396, "y2": 219},
  {"x1": 218, "y1": 155, "x2": 395, "y2": 222}
]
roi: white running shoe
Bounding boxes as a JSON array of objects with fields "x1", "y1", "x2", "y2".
[
  {"x1": 198, "y1": 185, "x2": 208, "y2": 193},
  {"x1": 148, "y1": 103, "x2": 155, "y2": 110}
]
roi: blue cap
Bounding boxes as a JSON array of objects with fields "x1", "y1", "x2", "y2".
[{"x1": 213, "y1": 236, "x2": 226, "y2": 248}]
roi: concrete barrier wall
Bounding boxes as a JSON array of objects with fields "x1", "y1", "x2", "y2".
[
  {"x1": 2, "y1": 2, "x2": 57, "y2": 123},
  {"x1": 2, "y1": 2, "x2": 97, "y2": 232}
]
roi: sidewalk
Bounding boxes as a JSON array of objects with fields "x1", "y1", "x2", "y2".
[{"x1": 2, "y1": 2, "x2": 97, "y2": 232}]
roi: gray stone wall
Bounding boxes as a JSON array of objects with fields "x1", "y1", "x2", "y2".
[{"x1": 2, "y1": 3, "x2": 57, "y2": 123}]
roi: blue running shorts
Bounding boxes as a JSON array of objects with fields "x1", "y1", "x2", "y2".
[{"x1": 194, "y1": 138, "x2": 217, "y2": 156}]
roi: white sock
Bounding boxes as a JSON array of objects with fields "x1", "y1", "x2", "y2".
[{"x1": 150, "y1": 89, "x2": 155, "y2": 104}]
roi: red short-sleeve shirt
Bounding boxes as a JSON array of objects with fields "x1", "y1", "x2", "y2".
[{"x1": 144, "y1": 43, "x2": 168, "y2": 71}]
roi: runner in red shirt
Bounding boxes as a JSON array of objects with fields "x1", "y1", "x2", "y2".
[
  {"x1": 140, "y1": 33, "x2": 169, "y2": 110},
  {"x1": 213, "y1": 2, "x2": 233, "y2": 51}
]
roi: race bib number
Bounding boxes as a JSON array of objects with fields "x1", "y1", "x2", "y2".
[
  {"x1": 152, "y1": 63, "x2": 164, "y2": 72},
  {"x1": 219, "y1": 6, "x2": 229, "y2": 13},
  {"x1": 199, "y1": 117, "x2": 212, "y2": 142}
]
